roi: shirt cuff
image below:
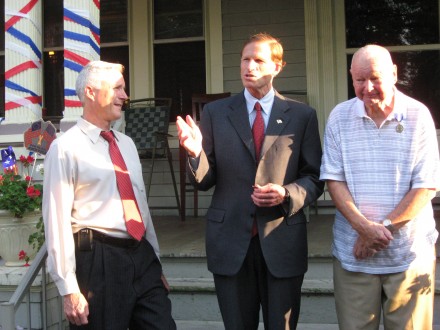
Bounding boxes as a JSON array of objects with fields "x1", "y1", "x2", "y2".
[{"x1": 55, "y1": 272, "x2": 80, "y2": 296}]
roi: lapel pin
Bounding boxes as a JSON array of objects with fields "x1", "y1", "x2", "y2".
[
  {"x1": 395, "y1": 123, "x2": 404, "y2": 133},
  {"x1": 394, "y1": 113, "x2": 405, "y2": 134},
  {"x1": 276, "y1": 119, "x2": 283, "y2": 124}
]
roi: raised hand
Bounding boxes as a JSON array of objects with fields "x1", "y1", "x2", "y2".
[{"x1": 176, "y1": 115, "x2": 203, "y2": 158}]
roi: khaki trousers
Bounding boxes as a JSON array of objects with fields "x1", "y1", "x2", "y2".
[{"x1": 333, "y1": 253, "x2": 436, "y2": 330}]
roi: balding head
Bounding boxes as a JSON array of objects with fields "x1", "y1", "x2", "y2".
[
  {"x1": 351, "y1": 45, "x2": 394, "y2": 72},
  {"x1": 350, "y1": 45, "x2": 397, "y2": 114}
]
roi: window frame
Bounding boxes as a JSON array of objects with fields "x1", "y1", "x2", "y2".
[
  {"x1": 128, "y1": 0, "x2": 223, "y2": 103},
  {"x1": 304, "y1": 0, "x2": 440, "y2": 134}
]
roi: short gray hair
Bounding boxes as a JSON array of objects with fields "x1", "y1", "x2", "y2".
[{"x1": 75, "y1": 61, "x2": 124, "y2": 104}]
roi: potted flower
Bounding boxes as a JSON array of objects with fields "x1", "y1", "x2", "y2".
[
  {"x1": 0, "y1": 155, "x2": 43, "y2": 218},
  {"x1": 0, "y1": 152, "x2": 43, "y2": 266}
]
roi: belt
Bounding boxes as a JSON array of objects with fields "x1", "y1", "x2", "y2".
[{"x1": 74, "y1": 229, "x2": 141, "y2": 249}]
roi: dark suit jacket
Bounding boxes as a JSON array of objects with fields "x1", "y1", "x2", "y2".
[{"x1": 188, "y1": 91, "x2": 324, "y2": 278}]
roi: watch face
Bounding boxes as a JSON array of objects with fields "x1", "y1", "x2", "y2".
[{"x1": 383, "y1": 219, "x2": 392, "y2": 226}]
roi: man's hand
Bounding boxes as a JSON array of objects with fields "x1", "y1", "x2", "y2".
[
  {"x1": 353, "y1": 237, "x2": 378, "y2": 259},
  {"x1": 353, "y1": 221, "x2": 393, "y2": 259},
  {"x1": 64, "y1": 293, "x2": 89, "y2": 326},
  {"x1": 176, "y1": 115, "x2": 203, "y2": 158},
  {"x1": 252, "y1": 183, "x2": 286, "y2": 207}
]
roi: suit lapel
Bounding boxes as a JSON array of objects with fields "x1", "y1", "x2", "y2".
[
  {"x1": 228, "y1": 93, "x2": 256, "y2": 160},
  {"x1": 226, "y1": 92, "x2": 291, "y2": 162},
  {"x1": 261, "y1": 95, "x2": 290, "y2": 157}
]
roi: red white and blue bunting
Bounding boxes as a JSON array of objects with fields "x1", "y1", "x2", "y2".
[
  {"x1": 4, "y1": 0, "x2": 42, "y2": 117},
  {"x1": 64, "y1": 0, "x2": 100, "y2": 110}
]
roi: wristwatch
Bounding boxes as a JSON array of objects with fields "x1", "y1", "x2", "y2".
[{"x1": 382, "y1": 219, "x2": 396, "y2": 233}]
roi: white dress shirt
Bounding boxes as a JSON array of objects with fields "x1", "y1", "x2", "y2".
[{"x1": 43, "y1": 117, "x2": 160, "y2": 296}]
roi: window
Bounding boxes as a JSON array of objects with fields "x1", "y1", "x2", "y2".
[
  {"x1": 100, "y1": 0, "x2": 129, "y2": 97},
  {"x1": 345, "y1": 0, "x2": 440, "y2": 127},
  {"x1": 44, "y1": 0, "x2": 63, "y2": 48},
  {"x1": 43, "y1": 51, "x2": 64, "y2": 118},
  {"x1": 153, "y1": 0, "x2": 205, "y2": 120},
  {"x1": 101, "y1": 0, "x2": 128, "y2": 43},
  {"x1": 154, "y1": 41, "x2": 206, "y2": 119},
  {"x1": 43, "y1": 0, "x2": 63, "y2": 118},
  {"x1": 154, "y1": 0, "x2": 203, "y2": 40}
]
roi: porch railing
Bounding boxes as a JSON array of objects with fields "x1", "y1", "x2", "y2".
[{"x1": 0, "y1": 243, "x2": 63, "y2": 330}]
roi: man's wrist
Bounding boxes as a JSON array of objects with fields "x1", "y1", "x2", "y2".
[
  {"x1": 382, "y1": 219, "x2": 396, "y2": 233},
  {"x1": 188, "y1": 145, "x2": 202, "y2": 158}
]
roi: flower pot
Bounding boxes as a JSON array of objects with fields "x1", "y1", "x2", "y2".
[{"x1": 0, "y1": 210, "x2": 40, "y2": 266}]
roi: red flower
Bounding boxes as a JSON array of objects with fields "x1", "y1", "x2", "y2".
[
  {"x1": 18, "y1": 250, "x2": 27, "y2": 260},
  {"x1": 19, "y1": 155, "x2": 35, "y2": 167},
  {"x1": 0, "y1": 152, "x2": 43, "y2": 218},
  {"x1": 26, "y1": 186, "x2": 41, "y2": 198},
  {"x1": 18, "y1": 250, "x2": 30, "y2": 266}
]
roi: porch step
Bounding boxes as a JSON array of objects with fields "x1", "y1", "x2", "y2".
[
  {"x1": 1, "y1": 215, "x2": 438, "y2": 329},
  {"x1": 163, "y1": 256, "x2": 337, "y2": 324},
  {"x1": 175, "y1": 320, "x2": 341, "y2": 329},
  {"x1": 163, "y1": 255, "x2": 440, "y2": 326},
  {"x1": 175, "y1": 320, "x2": 440, "y2": 330}
]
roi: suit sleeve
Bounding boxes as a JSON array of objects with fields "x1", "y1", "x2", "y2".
[
  {"x1": 186, "y1": 104, "x2": 217, "y2": 191},
  {"x1": 284, "y1": 107, "x2": 324, "y2": 217}
]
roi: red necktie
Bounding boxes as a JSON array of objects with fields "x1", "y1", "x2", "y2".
[
  {"x1": 252, "y1": 102, "x2": 265, "y2": 161},
  {"x1": 101, "y1": 131, "x2": 146, "y2": 241},
  {"x1": 252, "y1": 102, "x2": 265, "y2": 236}
]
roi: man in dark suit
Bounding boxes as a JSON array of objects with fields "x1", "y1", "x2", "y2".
[{"x1": 177, "y1": 33, "x2": 324, "y2": 329}]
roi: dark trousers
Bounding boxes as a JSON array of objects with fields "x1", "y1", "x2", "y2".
[
  {"x1": 214, "y1": 236, "x2": 304, "y2": 330},
  {"x1": 71, "y1": 237, "x2": 176, "y2": 330}
]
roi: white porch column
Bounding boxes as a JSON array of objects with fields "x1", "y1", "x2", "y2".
[
  {"x1": 3, "y1": 0, "x2": 42, "y2": 126},
  {"x1": 61, "y1": 0, "x2": 100, "y2": 132}
]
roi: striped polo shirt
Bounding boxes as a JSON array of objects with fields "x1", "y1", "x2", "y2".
[{"x1": 320, "y1": 90, "x2": 440, "y2": 274}]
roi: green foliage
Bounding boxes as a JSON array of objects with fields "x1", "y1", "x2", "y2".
[
  {"x1": 0, "y1": 174, "x2": 43, "y2": 218},
  {"x1": 28, "y1": 216, "x2": 45, "y2": 251}
]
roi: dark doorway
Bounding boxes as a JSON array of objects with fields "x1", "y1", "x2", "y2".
[{"x1": 154, "y1": 41, "x2": 206, "y2": 121}]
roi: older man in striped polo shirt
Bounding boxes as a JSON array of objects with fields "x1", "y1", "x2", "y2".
[{"x1": 320, "y1": 45, "x2": 440, "y2": 330}]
